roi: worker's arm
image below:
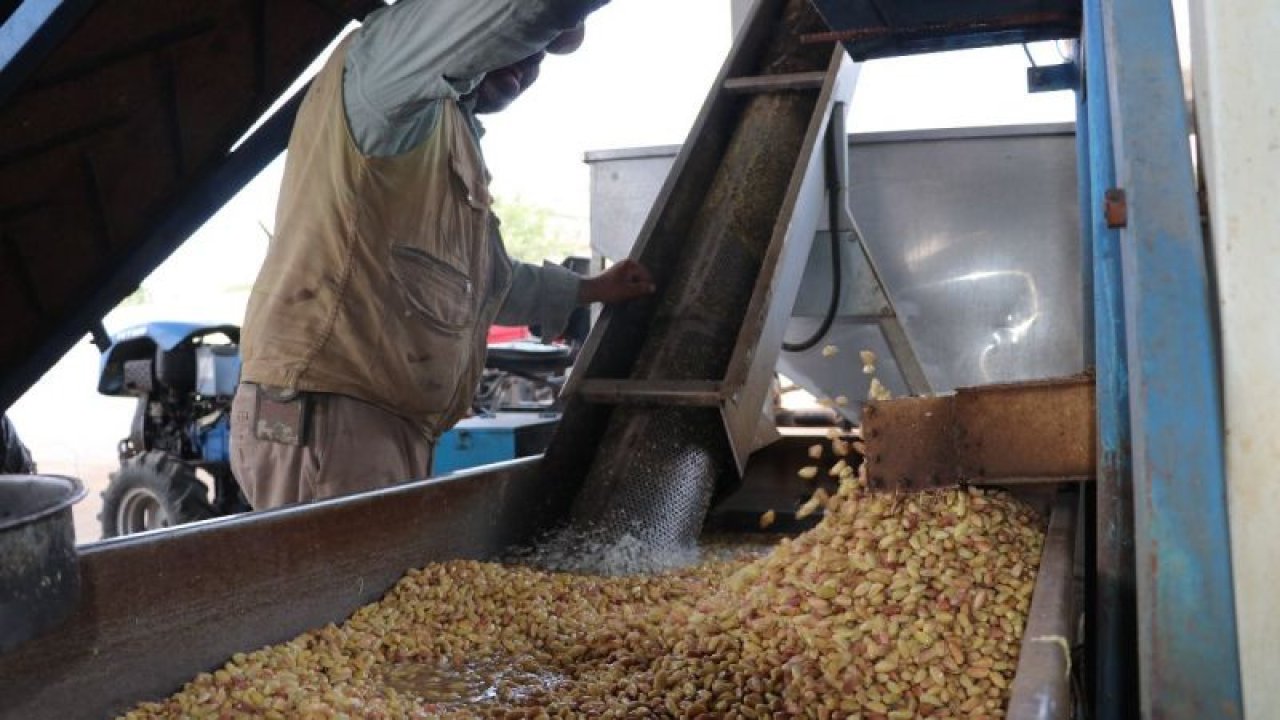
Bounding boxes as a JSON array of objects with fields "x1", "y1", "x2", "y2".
[
  {"x1": 496, "y1": 261, "x2": 582, "y2": 340},
  {"x1": 344, "y1": 0, "x2": 607, "y2": 157},
  {"x1": 0, "y1": 415, "x2": 35, "y2": 475},
  {"x1": 497, "y1": 258, "x2": 654, "y2": 340}
]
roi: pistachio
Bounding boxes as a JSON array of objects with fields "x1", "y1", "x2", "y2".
[{"x1": 120, "y1": 476, "x2": 1045, "y2": 719}]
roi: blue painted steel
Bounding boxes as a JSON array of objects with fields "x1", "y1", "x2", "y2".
[
  {"x1": 1028, "y1": 62, "x2": 1080, "y2": 93},
  {"x1": 97, "y1": 323, "x2": 240, "y2": 392},
  {"x1": 1081, "y1": 0, "x2": 1138, "y2": 715},
  {"x1": 0, "y1": 0, "x2": 96, "y2": 105},
  {"x1": 1099, "y1": 0, "x2": 1243, "y2": 716},
  {"x1": 197, "y1": 414, "x2": 232, "y2": 464},
  {"x1": 807, "y1": 0, "x2": 1079, "y2": 60},
  {"x1": 110, "y1": 322, "x2": 236, "y2": 352},
  {"x1": 433, "y1": 426, "x2": 517, "y2": 476}
]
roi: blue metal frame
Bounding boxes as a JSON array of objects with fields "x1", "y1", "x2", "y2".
[
  {"x1": 1079, "y1": 1, "x2": 1138, "y2": 716},
  {"x1": 1097, "y1": 0, "x2": 1243, "y2": 716},
  {"x1": 0, "y1": 0, "x2": 97, "y2": 105},
  {"x1": 1028, "y1": 62, "x2": 1080, "y2": 93}
]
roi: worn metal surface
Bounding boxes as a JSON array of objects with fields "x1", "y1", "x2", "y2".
[
  {"x1": 0, "y1": 474, "x2": 84, "y2": 654},
  {"x1": 863, "y1": 376, "x2": 1096, "y2": 491},
  {"x1": 805, "y1": 0, "x2": 1079, "y2": 60},
  {"x1": 586, "y1": 124, "x2": 1086, "y2": 414},
  {"x1": 1080, "y1": 0, "x2": 1137, "y2": 715},
  {"x1": 0, "y1": 459, "x2": 559, "y2": 720},
  {"x1": 955, "y1": 376, "x2": 1094, "y2": 480},
  {"x1": 552, "y1": 0, "x2": 862, "y2": 555},
  {"x1": 1007, "y1": 488, "x2": 1078, "y2": 720},
  {"x1": 705, "y1": 432, "x2": 844, "y2": 533},
  {"x1": 0, "y1": 449, "x2": 1079, "y2": 718},
  {"x1": 861, "y1": 395, "x2": 956, "y2": 491},
  {"x1": 721, "y1": 56, "x2": 861, "y2": 468},
  {"x1": 546, "y1": 0, "x2": 788, "y2": 548},
  {"x1": 844, "y1": 127, "x2": 1085, "y2": 393},
  {"x1": 1027, "y1": 62, "x2": 1080, "y2": 94},
  {"x1": 878, "y1": 315, "x2": 931, "y2": 396},
  {"x1": 1191, "y1": 0, "x2": 1280, "y2": 713},
  {"x1": 575, "y1": 379, "x2": 725, "y2": 407},
  {"x1": 1101, "y1": 0, "x2": 1244, "y2": 715},
  {"x1": 0, "y1": 0, "x2": 380, "y2": 413}
]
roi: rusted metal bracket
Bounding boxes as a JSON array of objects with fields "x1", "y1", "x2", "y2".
[
  {"x1": 862, "y1": 374, "x2": 1095, "y2": 490},
  {"x1": 1104, "y1": 187, "x2": 1128, "y2": 228}
]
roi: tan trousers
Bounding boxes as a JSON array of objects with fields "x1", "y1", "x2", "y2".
[{"x1": 229, "y1": 383, "x2": 434, "y2": 511}]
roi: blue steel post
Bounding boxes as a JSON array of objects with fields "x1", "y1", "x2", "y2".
[
  {"x1": 1099, "y1": 0, "x2": 1243, "y2": 716},
  {"x1": 1082, "y1": 0, "x2": 1138, "y2": 716}
]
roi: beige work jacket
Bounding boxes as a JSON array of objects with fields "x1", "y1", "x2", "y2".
[{"x1": 240, "y1": 37, "x2": 513, "y2": 437}]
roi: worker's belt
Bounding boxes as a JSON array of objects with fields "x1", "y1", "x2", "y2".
[{"x1": 246, "y1": 383, "x2": 311, "y2": 447}]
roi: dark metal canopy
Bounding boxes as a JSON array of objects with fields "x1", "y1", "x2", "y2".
[
  {"x1": 807, "y1": 0, "x2": 1079, "y2": 59},
  {"x1": 0, "y1": 0, "x2": 381, "y2": 411},
  {"x1": 0, "y1": 0, "x2": 1079, "y2": 413}
]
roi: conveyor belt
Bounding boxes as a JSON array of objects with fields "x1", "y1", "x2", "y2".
[{"x1": 545, "y1": 0, "x2": 859, "y2": 560}]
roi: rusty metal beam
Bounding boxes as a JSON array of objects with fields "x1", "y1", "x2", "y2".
[
  {"x1": 863, "y1": 375, "x2": 1095, "y2": 491},
  {"x1": 861, "y1": 395, "x2": 956, "y2": 490},
  {"x1": 955, "y1": 377, "x2": 1095, "y2": 481}
]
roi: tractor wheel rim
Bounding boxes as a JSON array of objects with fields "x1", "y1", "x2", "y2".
[{"x1": 117, "y1": 487, "x2": 167, "y2": 532}]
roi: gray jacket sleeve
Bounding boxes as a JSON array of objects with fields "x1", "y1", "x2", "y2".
[
  {"x1": 496, "y1": 261, "x2": 582, "y2": 341},
  {"x1": 344, "y1": 0, "x2": 607, "y2": 156},
  {"x1": 1, "y1": 415, "x2": 36, "y2": 474}
]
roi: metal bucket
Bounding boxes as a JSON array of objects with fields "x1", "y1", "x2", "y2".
[{"x1": 0, "y1": 474, "x2": 86, "y2": 653}]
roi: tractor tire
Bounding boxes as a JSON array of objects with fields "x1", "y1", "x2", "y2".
[{"x1": 99, "y1": 451, "x2": 216, "y2": 538}]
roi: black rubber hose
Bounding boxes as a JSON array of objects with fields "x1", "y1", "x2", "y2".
[{"x1": 782, "y1": 182, "x2": 842, "y2": 353}]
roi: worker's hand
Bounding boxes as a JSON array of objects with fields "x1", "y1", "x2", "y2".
[{"x1": 578, "y1": 259, "x2": 656, "y2": 305}]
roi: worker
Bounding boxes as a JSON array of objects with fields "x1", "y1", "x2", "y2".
[
  {"x1": 0, "y1": 414, "x2": 36, "y2": 474},
  {"x1": 231, "y1": 0, "x2": 654, "y2": 510}
]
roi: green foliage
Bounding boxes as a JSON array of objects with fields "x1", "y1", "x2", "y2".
[{"x1": 492, "y1": 196, "x2": 589, "y2": 265}]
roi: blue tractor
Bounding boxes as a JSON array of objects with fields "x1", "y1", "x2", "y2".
[
  {"x1": 96, "y1": 323, "x2": 247, "y2": 537},
  {"x1": 95, "y1": 320, "x2": 581, "y2": 537}
]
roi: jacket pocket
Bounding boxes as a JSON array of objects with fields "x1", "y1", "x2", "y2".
[
  {"x1": 450, "y1": 148, "x2": 491, "y2": 212},
  {"x1": 389, "y1": 245, "x2": 476, "y2": 335}
]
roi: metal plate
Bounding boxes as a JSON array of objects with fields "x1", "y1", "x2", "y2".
[
  {"x1": 862, "y1": 394, "x2": 956, "y2": 491},
  {"x1": 955, "y1": 375, "x2": 1095, "y2": 480},
  {"x1": 862, "y1": 375, "x2": 1095, "y2": 490},
  {"x1": 1007, "y1": 488, "x2": 1079, "y2": 720},
  {"x1": 807, "y1": 0, "x2": 1079, "y2": 60},
  {"x1": 585, "y1": 125, "x2": 1086, "y2": 407}
]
